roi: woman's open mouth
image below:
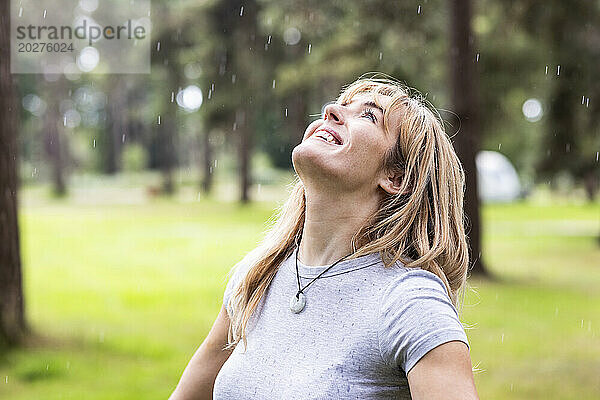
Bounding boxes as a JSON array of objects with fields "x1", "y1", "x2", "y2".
[{"x1": 313, "y1": 128, "x2": 342, "y2": 145}]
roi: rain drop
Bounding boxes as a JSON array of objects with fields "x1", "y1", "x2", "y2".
[
  {"x1": 545, "y1": 65, "x2": 548, "y2": 75},
  {"x1": 240, "y1": 6, "x2": 244, "y2": 16},
  {"x1": 498, "y1": 143, "x2": 502, "y2": 150},
  {"x1": 417, "y1": 5, "x2": 421, "y2": 14},
  {"x1": 171, "y1": 91, "x2": 174, "y2": 102},
  {"x1": 93, "y1": 138, "x2": 96, "y2": 148},
  {"x1": 232, "y1": 74, "x2": 236, "y2": 83},
  {"x1": 596, "y1": 152, "x2": 598, "y2": 162},
  {"x1": 43, "y1": 9, "x2": 47, "y2": 18},
  {"x1": 272, "y1": 79, "x2": 276, "y2": 89},
  {"x1": 379, "y1": 52, "x2": 383, "y2": 61},
  {"x1": 19, "y1": 7, "x2": 22, "y2": 17},
  {"x1": 586, "y1": 98, "x2": 589, "y2": 107},
  {"x1": 582, "y1": 95, "x2": 585, "y2": 105},
  {"x1": 285, "y1": 108, "x2": 288, "y2": 117},
  {"x1": 501, "y1": 333, "x2": 504, "y2": 343},
  {"x1": 476, "y1": 53, "x2": 480, "y2": 62},
  {"x1": 556, "y1": 65, "x2": 560, "y2": 75},
  {"x1": 157, "y1": 41, "x2": 161, "y2": 51},
  {"x1": 268, "y1": 35, "x2": 272, "y2": 44},
  {"x1": 308, "y1": 43, "x2": 312, "y2": 54},
  {"x1": 122, "y1": 134, "x2": 126, "y2": 143},
  {"x1": 157, "y1": 115, "x2": 161, "y2": 124}
]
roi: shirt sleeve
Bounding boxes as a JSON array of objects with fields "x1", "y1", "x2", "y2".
[{"x1": 378, "y1": 268, "x2": 469, "y2": 374}]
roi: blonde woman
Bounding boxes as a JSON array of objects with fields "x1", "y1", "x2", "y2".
[{"x1": 170, "y1": 77, "x2": 479, "y2": 399}]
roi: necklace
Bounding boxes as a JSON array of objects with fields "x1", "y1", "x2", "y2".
[{"x1": 290, "y1": 242, "x2": 354, "y2": 314}]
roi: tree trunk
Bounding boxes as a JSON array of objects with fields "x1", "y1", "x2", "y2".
[
  {"x1": 448, "y1": 0, "x2": 488, "y2": 276},
  {"x1": 43, "y1": 83, "x2": 67, "y2": 196},
  {"x1": 201, "y1": 129, "x2": 213, "y2": 194},
  {"x1": 237, "y1": 108, "x2": 251, "y2": 203},
  {"x1": 0, "y1": 0, "x2": 27, "y2": 348}
]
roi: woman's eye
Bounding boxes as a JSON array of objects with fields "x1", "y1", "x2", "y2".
[{"x1": 361, "y1": 108, "x2": 377, "y2": 123}]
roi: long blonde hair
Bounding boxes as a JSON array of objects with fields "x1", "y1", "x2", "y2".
[{"x1": 225, "y1": 76, "x2": 470, "y2": 351}]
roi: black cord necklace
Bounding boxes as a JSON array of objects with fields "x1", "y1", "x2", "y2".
[{"x1": 290, "y1": 240, "x2": 354, "y2": 314}]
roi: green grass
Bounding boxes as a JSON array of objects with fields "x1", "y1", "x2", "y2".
[{"x1": 1, "y1": 187, "x2": 599, "y2": 399}]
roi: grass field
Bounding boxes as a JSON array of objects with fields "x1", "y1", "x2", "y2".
[{"x1": 0, "y1": 183, "x2": 599, "y2": 399}]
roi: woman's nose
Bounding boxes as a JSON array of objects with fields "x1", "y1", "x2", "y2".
[{"x1": 323, "y1": 103, "x2": 344, "y2": 124}]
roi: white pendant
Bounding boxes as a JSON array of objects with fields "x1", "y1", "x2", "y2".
[{"x1": 290, "y1": 292, "x2": 306, "y2": 314}]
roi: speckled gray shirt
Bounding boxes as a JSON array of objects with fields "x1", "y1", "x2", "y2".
[{"x1": 213, "y1": 247, "x2": 469, "y2": 399}]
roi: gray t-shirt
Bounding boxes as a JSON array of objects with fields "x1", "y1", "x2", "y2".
[{"x1": 213, "y1": 247, "x2": 469, "y2": 399}]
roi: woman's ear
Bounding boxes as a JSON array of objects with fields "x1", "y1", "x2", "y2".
[{"x1": 378, "y1": 173, "x2": 405, "y2": 196}]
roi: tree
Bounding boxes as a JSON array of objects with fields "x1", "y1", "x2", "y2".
[
  {"x1": 0, "y1": 0, "x2": 27, "y2": 347},
  {"x1": 448, "y1": 0, "x2": 489, "y2": 276}
]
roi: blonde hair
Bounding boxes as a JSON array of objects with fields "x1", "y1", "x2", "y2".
[{"x1": 224, "y1": 75, "x2": 470, "y2": 352}]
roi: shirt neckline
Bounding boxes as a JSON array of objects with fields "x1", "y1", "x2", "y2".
[{"x1": 289, "y1": 247, "x2": 382, "y2": 278}]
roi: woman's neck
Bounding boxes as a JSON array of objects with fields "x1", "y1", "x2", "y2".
[{"x1": 298, "y1": 188, "x2": 380, "y2": 266}]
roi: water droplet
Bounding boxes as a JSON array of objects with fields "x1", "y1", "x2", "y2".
[
  {"x1": 19, "y1": 7, "x2": 22, "y2": 17},
  {"x1": 171, "y1": 91, "x2": 174, "y2": 102},
  {"x1": 582, "y1": 95, "x2": 585, "y2": 104},
  {"x1": 272, "y1": 79, "x2": 276, "y2": 89},
  {"x1": 93, "y1": 138, "x2": 96, "y2": 148},
  {"x1": 157, "y1": 41, "x2": 161, "y2": 51},
  {"x1": 501, "y1": 333, "x2": 504, "y2": 343},
  {"x1": 308, "y1": 43, "x2": 312, "y2": 54},
  {"x1": 586, "y1": 97, "x2": 589, "y2": 107},
  {"x1": 43, "y1": 9, "x2": 47, "y2": 18},
  {"x1": 122, "y1": 134, "x2": 126, "y2": 143},
  {"x1": 556, "y1": 65, "x2": 560, "y2": 75},
  {"x1": 240, "y1": 6, "x2": 244, "y2": 16},
  {"x1": 498, "y1": 143, "x2": 502, "y2": 150},
  {"x1": 417, "y1": 5, "x2": 421, "y2": 14},
  {"x1": 476, "y1": 53, "x2": 480, "y2": 62},
  {"x1": 545, "y1": 65, "x2": 548, "y2": 74},
  {"x1": 285, "y1": 108, "x2": 288, "y2": 117},
  {"x1": 379, "y1": 52, "x2": 383, "y2": 61},
  {"x1": 157, "y1": 115, "x2": 161, "y2": 124}
]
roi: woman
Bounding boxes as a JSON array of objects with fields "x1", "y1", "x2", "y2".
[{"x1": 170, "y1": 77, "x2": 479, "y2": 399}]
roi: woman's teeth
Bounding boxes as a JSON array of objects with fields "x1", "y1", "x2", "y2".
[{"x1": 317, "y1": 132, "x2": 339, "y2": 144}]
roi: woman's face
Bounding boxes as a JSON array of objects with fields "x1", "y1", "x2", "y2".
[{"x1": 292, "y1": 93, "x2": 402, "y2": 195}]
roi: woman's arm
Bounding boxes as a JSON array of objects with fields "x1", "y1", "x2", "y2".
[
  {"x1": 169, "y1": 305, "x2": 234, "y2": 400},
  {"x1": 407, "y1": 340, "x2": 479, "y2": 400}
]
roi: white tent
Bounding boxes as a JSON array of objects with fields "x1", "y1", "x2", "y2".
[{"x1": 476, "y1": 150, "x2": 521, "y2": 202}]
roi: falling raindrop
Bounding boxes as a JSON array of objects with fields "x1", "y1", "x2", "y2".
[
  {"x1": 4, "y1": 376, "x2": 7, "y2": 384},
  {"x1": 43, "y1": 9, "x2": 47, "y2": 18},
  {"x1": 171, "y1": 91, "x2": 174, "y2": 102},
  {"x1": 476, "y1": 53, "x2": 480, "y2": 62},
  {"x1": 268, "y1": 35, "x2": 272, "y2": 44},
  {"x1": 157, "y1": 41, "x2": 161, "y2": 51},
  {"x1": 157, "y1": 115, "x2": 161, "y2": 124},
  {"x1": 308, "y1": 43, "x2": 312, "y2": 54},
  {"x1": 556, "y1": 65, "x2": 560, "y2": 75},
  {"x1": 417, "y1": 5, "x2": 421, "y2": 14},
  {"x1": 19, "y1": 7, "x2": 22, "y2": 17},
  {"x1": 272, "y1": 79, "x2": 276, "y2": 89},
  {"x1": 498, "y1": 143, "x2": 502, "y2": 150},
  {"x1": 122, "y1": 134, "x2": 126, "y2": 143},
  {"x1": 232, "y1": 74, "x2": 236, "y2": 83},
  {"x1": 586, "y1": 98, "x2": 589, "y2": 107},
  {"x1": 545, "y1": 65, "x2": 548, "y2": 74},
  {"x1": 566, "y1": 143, "x2": 570, "y2": 152},
  {"x1": 240, "y1": 6, "x2": 244, "y2": 16},
  {"x1": 596, "y1": 152, "x2": 599, "y2": 162},
  {"x1": 379, "y1": 52, "x2": 383, "y2": 61},
  {"x1": 501, "y1": 333, "x2": 504, "y2": 343},
  {"x1": 581, "y1": 319, "x2": 584, "y2": 328},
  {"x1": 93, "y1": 138, "x2": 96, "y2": 148},
  {"x1": 582, "y1": 95, "x2": 585, "y2": 104},
  {"x1": 208, "y1": 89, "x2": 212, "y2": 99},
  {"x1": 285, "y1": 108, "x2": 288, "y2": 117}
]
